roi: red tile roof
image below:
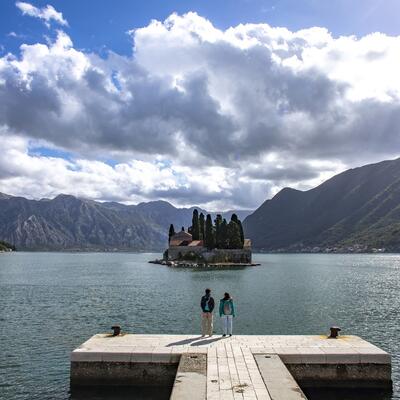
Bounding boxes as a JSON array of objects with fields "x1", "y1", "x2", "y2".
[
  {"x1": 188, "y1": 240, "x2": 203, "y2": 247},
  {"x1": 171, "y1": 231, "x2": 192, "y2": 241}
]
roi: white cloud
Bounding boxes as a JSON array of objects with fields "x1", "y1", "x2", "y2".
[
  {"x1": 1, "y1": 13, "x2": 400, "y2": 209},
  {"x1": 0, "y1": 134, "x2": 266, "y2": 209},
  {"x1": 16, "y1": 2, "x2": 68, "y2": 28}
]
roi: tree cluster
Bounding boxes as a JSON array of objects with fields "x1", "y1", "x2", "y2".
[
  {"x1": 169, "y1": 210, "x2": 245, "y2": 250},
  {"x1": 0, "y1": 240, "x2": 16, "y2": 251}
]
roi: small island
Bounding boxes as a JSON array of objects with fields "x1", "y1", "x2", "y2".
[
  {"x1": 0, "y1": 240, "x2": 16, "y2": 253},
  {"x1": 151, "y1": 210, "x2": 258, "y2": 267}
]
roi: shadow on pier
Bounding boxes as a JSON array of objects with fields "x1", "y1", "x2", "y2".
[{"x1": 165, "y1": 335, "x2": 223, "y2": 347}]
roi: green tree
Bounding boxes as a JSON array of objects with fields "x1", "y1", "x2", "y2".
[
  {"x1": 220, "y1": 218, "x2": 228, "y2": 249},
  {"x1": 191, "y1": 209, "x2": 200, "y2": 240},
  {"x1": 168, "y1": 224, "x2": 175, "y2": 243},
  {"x1": 0, "y1": 240, "x2": 16, "y2": 251},
  {"x1": 227, "y1": 220, "x2": 242, "y2": 249},
  {"x1": 231, "y1": 214, "x2": 244, "y2": 247},
  {"x1": 238, "y1": 220, "x2": 244, "y2": 247},
  {"x1": 205, "y1": 214, "x2": 215, "y2": 250},
  {"x1": 199, "y1": 213, "x2": 205, "y2": 241},
  {"x1": 214, "y1": 214, "x2": 222, "y2": 248}
]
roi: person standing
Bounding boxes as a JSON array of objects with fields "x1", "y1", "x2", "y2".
[
  {"x1": 200, "y1": 288, "x2": 215, "y2": 337},
  {"x1": 219, "y1": 292, "x2": 235, "y2": 337}
]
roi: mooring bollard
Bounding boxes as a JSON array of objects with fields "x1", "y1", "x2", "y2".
[
  {"x1": 111, "y1": 325, "x2": 121, "y2": 336},
  {"x1": 328, "y1": 326, "x2": 341, "y2": 338}
]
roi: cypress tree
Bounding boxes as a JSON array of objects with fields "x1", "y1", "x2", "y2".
[
  {"x1": 191, "y1": 209, "x2": 200, "y2": 240},
  {"x1": 199, "y1": 213, "x2": 205, "y2": 241},
  {"x1": 220, "y1": 218, "x2": 228, "y2": 249},
  {"x1": 238, "y1": 219, "x2": 244, "y2": 247},
  {"x1": 230, "y1": 214, "x2": 244, "y2": 247},
  {"x1": 168, "y1": 224, "x2": 175, "y2": 243},
  {"x1": 227, "y1": 220, "x2": 242, "y2": 249},
  {"x1": 205, "y1": 214, "x2": 215, "y2": 250},
  {"x1": 214, "y1": 214, "x2": 222, "y2": 248}
]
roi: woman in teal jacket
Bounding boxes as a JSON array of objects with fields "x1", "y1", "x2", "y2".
[{"x1": 219, "y1": 292, "x2": 235, "y2": 337}]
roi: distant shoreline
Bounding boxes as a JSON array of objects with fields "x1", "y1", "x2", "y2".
[{"x1": 4, "y1": 249, "x2": 399, "y2": 255}]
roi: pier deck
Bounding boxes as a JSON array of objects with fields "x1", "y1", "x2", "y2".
[{"x1": 70, "y1": 334, "x2": 391, "y2": 399}]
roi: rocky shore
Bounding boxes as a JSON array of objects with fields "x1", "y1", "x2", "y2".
[{"x1": 149, "y1": 259, "x2": 260, "y2": 268}]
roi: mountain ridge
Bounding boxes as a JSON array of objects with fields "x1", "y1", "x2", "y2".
[
  {"x1": 4, "y1": 157, "x2": 400, "y2": 252},
  {"x1": 0, "y1": 193, "x2": 251, "y2": 251},
  {"x1": 243, "y1": 157, "x2": 400, "y2": 252}
]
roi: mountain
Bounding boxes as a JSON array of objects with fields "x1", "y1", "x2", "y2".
[
  {"x1": 0, "y1": 194, "x2": 251, "y2": 251},
  {"x1": 243, "y1": 158, "x2": 400, "y2": 252}
]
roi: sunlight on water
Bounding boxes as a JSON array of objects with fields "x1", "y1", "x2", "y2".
[{"x1": 0, "y1": 252, "x2": 399, "y2": 399}]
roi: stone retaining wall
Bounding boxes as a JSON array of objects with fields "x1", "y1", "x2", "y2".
[
  {"x1": 203, "y1": 249, "x2": 251, "y2": 263},
  {"x1": 167, "y1": 247, "x2": 251, "y2": 263},
  {"x1": 167, "y1": 246, "x2": 204, "y2": 260}
]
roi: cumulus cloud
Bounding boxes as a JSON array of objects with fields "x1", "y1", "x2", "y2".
[
  {"x1": 1, "y1": 12, "x2": 400, "y2": 209},
  {"x1": 16, "y1": 2, "x2": 68, "y2": 27},
  {"x1": 0, "y1": 133, "x2": 267, "y2": 209}
]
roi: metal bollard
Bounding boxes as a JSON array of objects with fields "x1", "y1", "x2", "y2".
[
  {"x1": 328, "y1": 326, "x2": 341, "y2": 338},
  {"x1": 111, "y1": 325, "x2": 121, "y2": 336}
]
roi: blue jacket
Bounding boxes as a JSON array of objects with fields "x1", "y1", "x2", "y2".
[
  {"x1": 219, "y1": 298, "x2": 235, "y2": 317},
  {"x1": 201, "y1": 295, "x2": 215, "y2": 312}
]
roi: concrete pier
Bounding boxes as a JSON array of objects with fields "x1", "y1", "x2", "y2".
[
  {"x1": 170, "y1": 353, "x2": 207, "y2": 400},
  {"x1": 70, "y1": 334, "x2": 391, "y2": 399},
  {"x1": 255, "y1": 354, "x2": 307, "y2": 399}
]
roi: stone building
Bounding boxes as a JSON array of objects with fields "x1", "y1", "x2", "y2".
[
  {"x1": 169, "y1": 230, "x2": 195, "y2": 247},
  {"x1": 168, "y1": 230, "x2": 204, "y2": 260},
  {"x1": 167, "y1": 230, "x2": 252, "y2": 263}
]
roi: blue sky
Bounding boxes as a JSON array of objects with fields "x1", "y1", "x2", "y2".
[
  {"x1": 0, "y1": 1, "x2": 400, "y2": 209},
  {"x1": 2, "y1": 0, "x2": 400, "y2": 56}
]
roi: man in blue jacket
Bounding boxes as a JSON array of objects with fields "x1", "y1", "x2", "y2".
[{"x1": 200, "y1": 288, "x2": 215, "y2": 337}]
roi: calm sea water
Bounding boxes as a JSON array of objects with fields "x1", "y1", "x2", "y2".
[{"x1": 0, "y1": 252, "x2": 399, "y2": 400}]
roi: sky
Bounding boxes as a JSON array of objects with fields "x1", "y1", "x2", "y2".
[{"x1": 0, "y1": 0, "x2": 400, "y2": 210}]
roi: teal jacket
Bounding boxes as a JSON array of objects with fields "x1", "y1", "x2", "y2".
[{"x1": 219, "y1": 298, "x2": 235, "y2": 317}]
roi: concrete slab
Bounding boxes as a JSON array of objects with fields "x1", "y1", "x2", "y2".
[
  {"x1": 170, "y1": 353, "x2": 207, "y2": 400},
  {"x1": 322, "y1": 347, "x2": 361, "y2": 364},
  {"x1": 71, "y1": 334, "x2": 390, "y2": 362},
  {"x1": 70, "y1": 350, "x2": 103, "y2": 362},
  {"x1": 151, "y1": 347, "x2": 173, "y2": 363},
  {"x1": 131, "y1": 350, "x2": 153, "y2": 363},
  {"x1": 255, "y1": 354, "x2": 307, "y2": 400},
  {"x1": 101, "y1": 351, "x2": 132, "y2": 362},
  {"x1": 70, "y1": 333, "x2": 392, "y2": 393},
  {"x1": 206, "y1": 342, "x2": 271, "y2": 399},
  {"x1": 297, "y1": 347, "x2": 326, "y2": 364}
]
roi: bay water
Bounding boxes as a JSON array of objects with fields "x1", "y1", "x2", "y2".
[{"x1": 0, "y1": 252, "x2": 399, "y2": 399}]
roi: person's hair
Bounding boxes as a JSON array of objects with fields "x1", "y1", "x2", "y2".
[
  {"x1": 205, "y1": 288, "x2": 211, "y2": 294},
  {"x1": 224, "y1": 292, "x2": 230, "y2": 299}
]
